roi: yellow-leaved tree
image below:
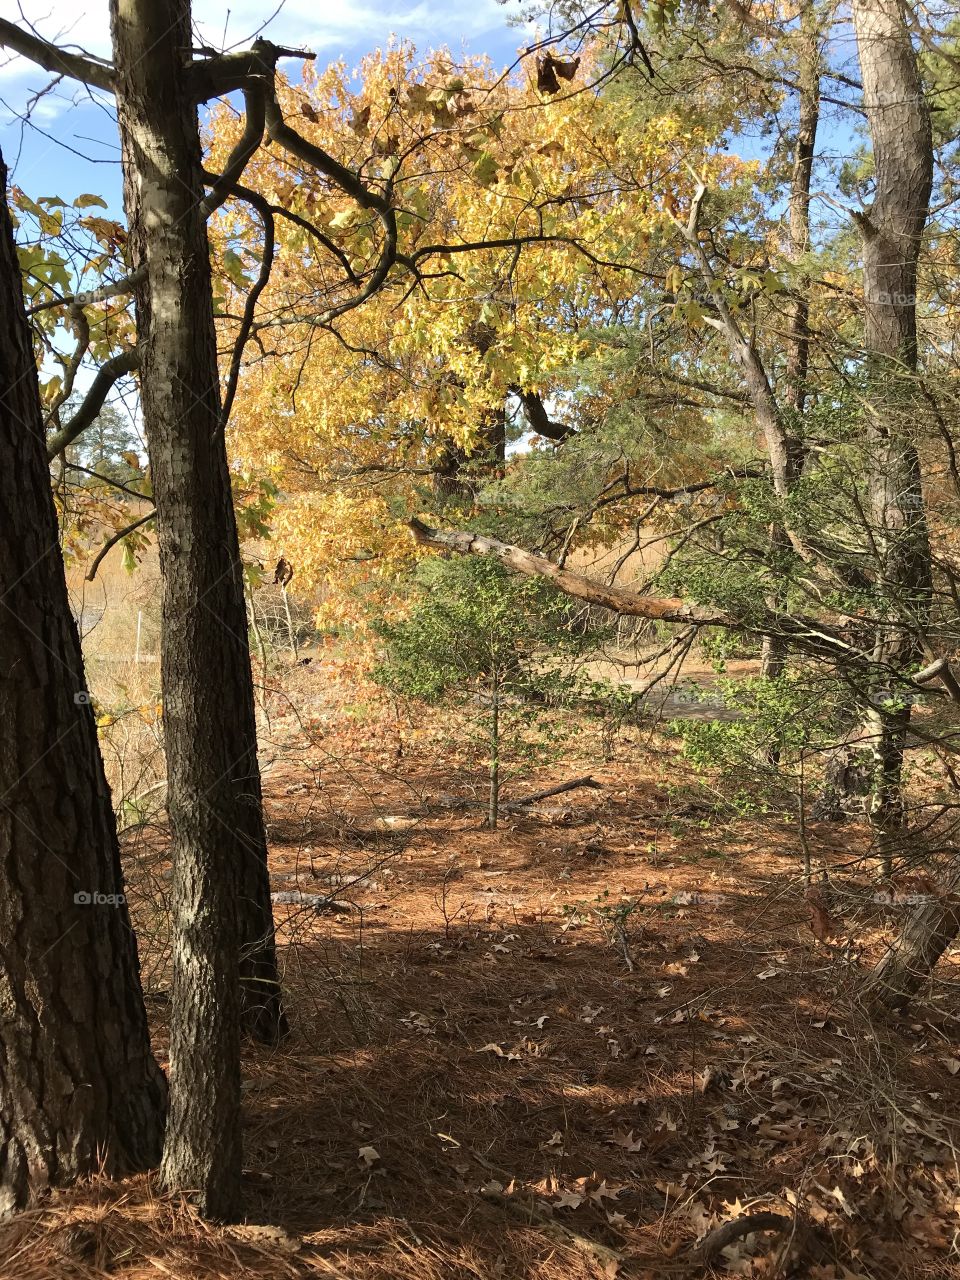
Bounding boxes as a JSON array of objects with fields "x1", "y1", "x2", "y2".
[{"x1": 206, "y1": 41, "x2": 745, "y2": 624}]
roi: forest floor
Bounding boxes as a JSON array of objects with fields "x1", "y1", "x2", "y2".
[{"x1": 5, "y1": 654, "x2": 960, "y2": 1280}]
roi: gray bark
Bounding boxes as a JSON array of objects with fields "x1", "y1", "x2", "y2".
[
  {"x1": 0, "y1": 148, "x2": 166, "y2": 1215},
  {"x1": 761, "y1": 5, "x2": 820, "y2": 691},
  {"x1": 852, "y1": 0, "x2": 941, "y2": 1004},
  {"x1": 861, "y1": 872, "x2": 960, "y2": 1011},
  {"x1": 854, "y1": 0, "x2": 933, "y2": 832},
  {"x1": 109, "y1": 0, "x2": 287, "y2": 1052}
]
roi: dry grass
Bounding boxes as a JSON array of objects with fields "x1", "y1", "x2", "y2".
[{"x1": 4, "y1": 656, "x2": 960, "y2": 1279}]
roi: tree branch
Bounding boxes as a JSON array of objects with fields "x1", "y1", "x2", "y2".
[
  {"x1": 263, "y1": 87, "x2": 390, "y2": 214},
  {"x1": 0, "y1": 18, "x2": 115, "y2": 93},
  {"x1": 85, "y1": 509, "x2": 154, "y2": 581},
  {"x1": 405, "y1": 517, "x2": 879, "y2": 666},
  {"x1": 45, "y1": 348, "x2": 139, "y2": 460},
  {"x1": 188, "y1": 38, "x2": 314, "y2": 103},
  {"x1": 513, "y1": 388, "x2": 575, "y2": 441},
  {"x1": 201, "y1": 82, "x2": 266, "y2": 220},
  {"x1": 215, "y1": 186, "x2": 275, "y2": 431},
  {"x1": 26, "y1": 267, "x2": 146, "y2": 317}
]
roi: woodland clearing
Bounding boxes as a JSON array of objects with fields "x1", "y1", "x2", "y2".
[{"x1": 3, "y1": 655, "x2": 959, "y2": 1280}]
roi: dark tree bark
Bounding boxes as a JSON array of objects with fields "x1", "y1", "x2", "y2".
[
  {"x1": 783, "y1": 1, "x2": 819, "y2": 422},
  {"x1": 108, "y1": 0, "x2": 286, "y2": 1217},
  {"x1": 109, "y1": 0, "x2": 288, "y2": 1050},
  {"x1": 0, "y1": 150, "x2": 166, "y2": 1216}
]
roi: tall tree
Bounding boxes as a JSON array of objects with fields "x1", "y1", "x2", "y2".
[
  {"x1": 0, "y1": 148, "x2": 166, "y2": 1215},
  {"x1": 851, "y1": 0, "x2": 933, "y2": 850},
  {"x1": 851, "y1": 0, "x2": 941, "y2": 1006},
  {"x1": 107, "y1": 0, "x2": 274, "y2": 1217},
  {"x1": 108, "y1": 1, "x2": 287, "y2": 1066},
  {"x1": 760, "y1": 0, "x2": 821, "y2": 688}
]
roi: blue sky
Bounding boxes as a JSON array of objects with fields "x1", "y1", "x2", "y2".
[{"x1": 0, "y1": 0, "x2": 530, "y2": 205}]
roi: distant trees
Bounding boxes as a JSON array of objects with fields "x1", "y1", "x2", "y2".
[{"x1": 401, "y1": 0, "x2": 960, "y2": 1010}]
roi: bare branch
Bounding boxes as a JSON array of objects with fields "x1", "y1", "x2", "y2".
[
  {"x1": 201, "y1": 82, "x2": 266, "y2": 220},
  {"x1": 188, "y1": 37, "x2": 314, "y2": 103},
  {"x1": 0, "y1": 18, "x2": 115, "y2": 92},
  {"x1": 26, "y1": 267, "x2": 146, "y2": 318},
  {"x1": 85, "y1": 508, "x2": 154, "y2": 581},
  {"x1": 215, "y1": 186, "x2": 274, "y2": 430},
  {"x1": 45, "y1": 348, "x2": 139, "y2": 460}
]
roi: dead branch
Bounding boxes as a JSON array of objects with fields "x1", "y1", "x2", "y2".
[
  {"x1": 691, "y1": 1211, "x2": 793, "y2": 1264},
  {"x1": 503, "y1": 775, "x2": 602, "y2": 810}
]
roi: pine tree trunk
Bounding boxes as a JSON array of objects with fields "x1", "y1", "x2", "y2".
[
  {"x1": 0, "y1": 150, "x2": 166, "y2": 1216},
  {"x1": 852, "y1": 0, "x2": 933, "y2": 837},
  {"x1": 108, "y1": 0, "x2": 287, "y2": 1059}
]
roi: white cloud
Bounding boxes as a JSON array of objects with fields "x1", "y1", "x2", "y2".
[{"x1": 0, "y1": 0, "x2": 520, "y2": 86}]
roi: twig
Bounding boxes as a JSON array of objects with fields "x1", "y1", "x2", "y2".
[{"x1": 85, "y1": 509, "x2": 154, "y2": 581}]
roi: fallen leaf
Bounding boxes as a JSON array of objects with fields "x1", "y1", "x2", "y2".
[
  {"x1": 553, "y1": 1190, "x2": 584, "y2": 1209},
  {"x1": 608, "y1": 1128, "x2": 643, "y2": 1152}
]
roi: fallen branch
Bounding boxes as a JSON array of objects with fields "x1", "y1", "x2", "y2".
[
  {"x1": 503, "y1": 775, "x2": 602, "y2": 810},
  {"x1": 270, "y1": 891, "x2": 353, "y2": 914},
  {"x1": 428, "y1": 776, "x2": 601, "y2": 816},
  {"x1": 691, "y1": 1211, "x2": 793, "y2": 1265}
]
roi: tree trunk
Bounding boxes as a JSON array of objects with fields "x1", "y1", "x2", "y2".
[
  {"x1": 0, "y1": 149, "x2": 166, "y2": 1216},
  {"x1": 853, "y1": 0, "x2": 933, "y2": 818},
  {"x1": 432, "y1": 407, "x2": 507, "y2": 503},
  {"x1": 488, "y1": 677, "x2": 500, "y2": 830},
  {"x1": 109, "y1": 0, "x2": 287, "y2": 1217},
  {"x1": 861, "y1": 872, "x2": 960, "y2": 1011},
  {"x1": 109, "y1": 0, "x2": 287, "y2": 1055},
  {"x1": 760, "y1": 4, "x2": 819, "y2": 693},
  {"x1": 852, "y1": 0, "x2": 937, "y2": 1004},
  {"x1": 783, "y1": 1, "x2": 819, "y2": 421}
]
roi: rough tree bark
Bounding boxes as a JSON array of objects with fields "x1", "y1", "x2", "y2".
[
  {"x1": 110, "y1": 0, "x2": 286, "y2": 1052},
  {"x1": 852, "y1": 0, "x2": 933, "y2": 845},
  {"x1": 861, "y1": 873, "x2": 960, "y2": 1010},
  {"x1": 0, "y1": 149, "x2": 166, "y2": 1215},
  {"x1": 109, "y1": 0, "x2": 285, "y2": 1216},
  {"x1": 851, "y1": 0, "x2": 944, "y2": 1005}
]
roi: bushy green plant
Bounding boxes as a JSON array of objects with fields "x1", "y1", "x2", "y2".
[{"x1": 374, "y1": 556, "x2": 607, "y2": 827}]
